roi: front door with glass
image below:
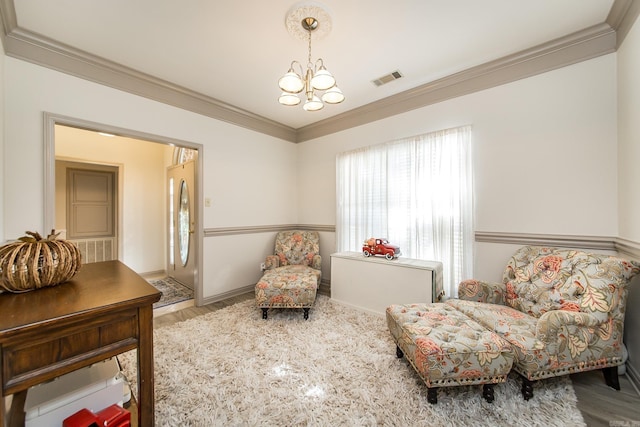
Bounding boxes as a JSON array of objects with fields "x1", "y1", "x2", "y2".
[{"x1": 167, "y1": 160, "x2": 196, "y2": 289}]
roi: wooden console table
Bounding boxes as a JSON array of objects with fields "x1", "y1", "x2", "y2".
[
  {"x1": 331, "y1": 251, "x2": 443, "y2": 314},
  {"x1": 0, "y1": 260, "x2": 161, "y2": 426}
]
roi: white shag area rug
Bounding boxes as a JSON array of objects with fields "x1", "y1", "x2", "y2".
[{"x1": 118, "y1": 295, "x2": 586, "y2": 427}]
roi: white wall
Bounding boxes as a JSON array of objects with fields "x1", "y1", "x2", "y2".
[
  {"x1": 617, "y1": 15, "x2": 640, "y2": 386},
  {"x1": 0, "y1": 41, "x2": 626, "y2": 304},
  {"x1": 0, "y1": 35, "x2": 5, "y2": 242},
  {"x1": 298, "y1": 54, "x2": 618, "y2": 283},
  {"x1": 618, "y1": 23, "x2": 640, "y2": 243},
  {"x1": 3, "y1": 57, "x2": 298, "y2": 299}
]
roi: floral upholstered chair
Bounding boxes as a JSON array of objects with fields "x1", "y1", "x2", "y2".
[
  {"x1": 446, "y1": 246, "x2": 640, "y2": 400},
  {"x1": 255, "y1": 230, "x2": 321, "y2": 320}
]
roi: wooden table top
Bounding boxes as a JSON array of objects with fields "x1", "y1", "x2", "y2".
[{"x1": 0, "y1": 260, "x2": 161, "y2": 335}]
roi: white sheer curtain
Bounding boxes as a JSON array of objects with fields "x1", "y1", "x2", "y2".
[{"x1": 336, "y1": 125, "x2": 473, "y2": 297}]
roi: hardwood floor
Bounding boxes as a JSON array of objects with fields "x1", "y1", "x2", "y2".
[
  {"x1": 153, "y1": 291, "x2": 640, "y2": 426},
  {"x1": 571, "y1": 369, "x2": 640, "y2": 426},
  {"x1": 152, "y1": 292, "x2": 253, "y2": 329}
]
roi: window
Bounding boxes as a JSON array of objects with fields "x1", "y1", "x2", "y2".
[{"x1": 336, "y1": 125, "x2": 473, "y2": 297}]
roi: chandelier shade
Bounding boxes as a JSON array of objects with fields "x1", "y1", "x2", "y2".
[
  {"x1": 303, "y1": 95, "x2": 324, "y2": 111},
  {"x1": 279, "y1": 91, "x2": 302, "y2": 106},
  {"x1": 278, "y1": 5, "x2": 344, "y2": 111},
  {"x1": 278, "y1": 67, "x2": 305, "y2": 93},
  {"x1": 310, "y1": 64, "x2": 335, "y2": 91},
  {"x1": 321, "y1": 86, "x2": 344, "y2": 104}
]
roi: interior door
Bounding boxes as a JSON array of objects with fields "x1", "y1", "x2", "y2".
[
  {"x1": 167, "y1": 160, "x2": 196, "y2": 289},
  {"x1": 66, "y1": 166, "x2": 118, "y2": 262}
]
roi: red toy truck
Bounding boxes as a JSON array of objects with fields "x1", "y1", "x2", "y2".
[{"x1": 362, "y1": 238, "x2": 401, "y2": 260}]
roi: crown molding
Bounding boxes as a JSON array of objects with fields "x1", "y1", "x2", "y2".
[
  {"x1": 607, "y1": 0, "x2": 640, "y2": 48},
  {"x1": 0, "y1": 5, "x2": 297, "y2": 142},
  {"x1": 0, "y1": 0, "x2": 15, "y2": 41},
  {"x1": 295, "y1": 22, "x2": 616, "y2": 142},
  {"x1": 0, "y1": 1, "x2": 634, "y2": 143}
]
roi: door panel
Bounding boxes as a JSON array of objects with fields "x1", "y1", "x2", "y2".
[
  {"x1": 67, "y1": 169, "x2": 115, "y2": 238},
  {"x1": 167, "y1": 161, "x2": 196, "y2": 289}
]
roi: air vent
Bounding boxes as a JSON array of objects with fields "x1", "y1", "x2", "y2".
[{"x1": 372, "y1": 70, "x2": 403, "y2": 87}]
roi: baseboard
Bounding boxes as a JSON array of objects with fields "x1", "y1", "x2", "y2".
[
  {"x1": 201, "y1": 284, "x2": 254, "y2": 306},
  {"x1": 626, "y1": 363, "x2": 640, "y2": 397},
  {"x1": 153, "y1": 299, "x2": 195, "y2": 318},
  {"x1": 138, "y1": 269, "x2": 167, "y2": 279},
  {"x1": 319, "y1": 279, "x2": 331, "y2": 296},
  {"x1": 330, "y1": 298, "x2": 385, "y2": 318}
]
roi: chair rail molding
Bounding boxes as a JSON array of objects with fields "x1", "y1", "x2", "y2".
[
  {"x1": 475, "y1": 231, "x2": 640, "y2": 260},
  {"x1": 204, "y1": 224, "x2": 335, "y2": 237},
  {"x1": 206, "y1": 228, "x2": 640, "y2": 261},
  {"x1": 614, "y1": 237, "x2": 640, "y2": 261}
]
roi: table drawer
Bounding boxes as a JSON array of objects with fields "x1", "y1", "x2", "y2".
[{"x1": 2, "y1": 309, "x2": 138, "y2": 393}]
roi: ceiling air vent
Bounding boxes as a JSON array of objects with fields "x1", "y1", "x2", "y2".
[{"x1": 372, "y1": 70, "x2": 403, "y2": 87}]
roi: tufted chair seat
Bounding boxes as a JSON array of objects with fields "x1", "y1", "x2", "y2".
[{"x1": 255, "y1": 230, "x2": 321, "y2": 320}]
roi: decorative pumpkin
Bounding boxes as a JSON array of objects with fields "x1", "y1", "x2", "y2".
[{"x1": 0, "y1": 230, "x2": 82, "y2": 293}]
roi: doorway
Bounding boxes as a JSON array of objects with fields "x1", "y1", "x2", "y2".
[{"x1": 43, "y1": 113, "x2": 204, "y2": 306}]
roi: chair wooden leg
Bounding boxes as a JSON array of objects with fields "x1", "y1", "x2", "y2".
[
  {"x1": 261, "y1": 308, "x2": 268, "y2": 319},
  {"x1": 521, "y1": 376, "x2": 534, "y2": 400},
  {"x1": 303, "y1": 308, "x2": 310, "y2": 320},
  {"x1": 482, "y1": 384, "x2": 495, "y2": 403},
  {"x1": 396, "y1": 345, "x2": 404, "y2": 359},
  {"x1": 427, "y1": 387, "x2": 438, "y2": 404},
  {"x1": 602, "y1": 366, "x2": 620, "y2": 390}
]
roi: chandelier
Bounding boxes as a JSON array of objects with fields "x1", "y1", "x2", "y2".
[{"x1": 278, "y1": 5, "x2": 344, "y2": 111}]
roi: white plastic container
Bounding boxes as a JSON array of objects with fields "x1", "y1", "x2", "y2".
[{"x1": 24, "y1": 357, "x2": 127, "y2": 427}]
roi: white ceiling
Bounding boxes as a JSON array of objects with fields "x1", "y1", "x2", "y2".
[{"x1": 8, "y1": 1, "x2": 616, "y2": 130}]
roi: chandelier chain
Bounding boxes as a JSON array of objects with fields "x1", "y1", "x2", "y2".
[{"x1": 307, "y1": 30, "x2": 313, "y2": 69}]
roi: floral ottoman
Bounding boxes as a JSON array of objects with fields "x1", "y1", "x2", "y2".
[
  {"x1": 386, "y1": 303, "x2": 514, "y2": 404},
  {"x1": 255, "y1": 264, "x2": 320, "y2": 319}
]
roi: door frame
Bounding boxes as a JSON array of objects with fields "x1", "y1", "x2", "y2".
[{"x1": 43, "y1": 112, "x2": 205, "y2": 306}]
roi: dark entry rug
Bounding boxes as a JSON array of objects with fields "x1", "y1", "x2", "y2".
[{"x1": 148, "y1": 277, "x2": 193, "y2": 309}]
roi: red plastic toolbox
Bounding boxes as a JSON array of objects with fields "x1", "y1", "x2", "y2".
[
  {"x1": 97, "y1": 404, "x2": 131, "y2": 427},
  {"x1": 62, "y1": 408, "x2": 100, "y2": 427}
]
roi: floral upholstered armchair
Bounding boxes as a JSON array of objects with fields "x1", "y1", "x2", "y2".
[
  {"x1": 445, "y1": 246, "x2": 640, "y2": 400},
  {"x1": 255, "y1": 230, "x2": 321, "y2": 320}
]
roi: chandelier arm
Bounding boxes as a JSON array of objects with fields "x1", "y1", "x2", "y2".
[{"x1": 290, "y1": 60, "x2": 304, "y2": 76}]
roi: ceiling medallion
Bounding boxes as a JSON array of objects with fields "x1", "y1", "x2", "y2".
[{"x1": 285, "y1": 2, "x2": 333, "y2": 41}]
